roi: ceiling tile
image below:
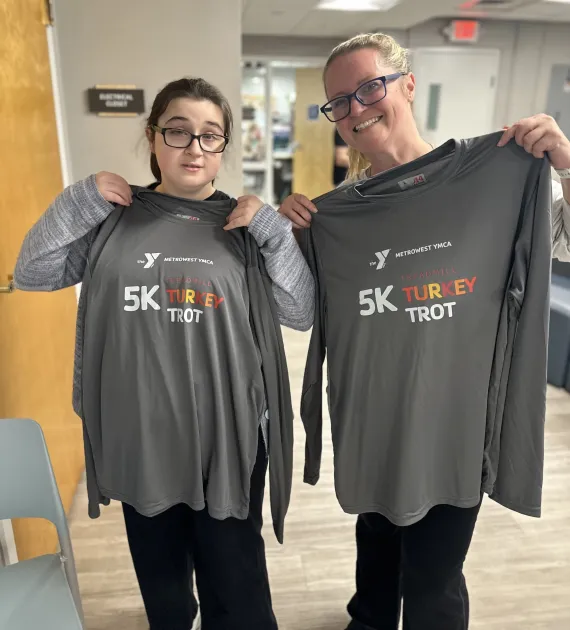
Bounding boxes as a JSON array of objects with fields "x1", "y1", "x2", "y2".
[
  {"x1": 247, "y1": 0, "x2": 320, "y2": 9},
  {"x1": 509, "y1": 1, "x2": 570, "y2": 21},
  {"x1": 353, "y1": 5, "x2": 423, "y2": 30},
  {"x1": 452, "y1": 0, "x2": 570, "y2": 22},
  {"x1": 289, "y1": 0, "x2": 461, "y2": 36},
  {"x1": 242, "y1": 4, "x2": 312, "y2": 35},
  {"x1": 293, "y1": 9, "x2": 377, "y2": 37},
  {"x1": 242, "y1": 0, "x2": 570, "y2": 37}
]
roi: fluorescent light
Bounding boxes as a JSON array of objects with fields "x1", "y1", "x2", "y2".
[
  {"x1": 317, "y1": 0, "x2": 400, "y2": 11},
  {"x1": 544, "y1": 0, "x2": 570, "y2": 4}
]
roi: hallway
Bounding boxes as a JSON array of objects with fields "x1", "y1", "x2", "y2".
[{"x1": 70, "y1": 328, "x2": 570, "y2": 630}]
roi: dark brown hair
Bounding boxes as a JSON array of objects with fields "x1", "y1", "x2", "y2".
[{"x1": 146, "y1": 77, "x2": 234, "y2": 182}]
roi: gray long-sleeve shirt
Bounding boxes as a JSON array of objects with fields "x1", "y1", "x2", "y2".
[
  {"x1": 13, "y1": 177, "x2": 313, "y2": 539},
  {"x1": 301, "y1": 133, "x2": 552, "y2": 525},
  {"x1": 349, "y1": 164, "x2": 570, "y2": 262},
  {"x1": 14, "y1": 175, "x2": 314, "y2": 413},
  {"x1": 14, "y1": 175, "x2": 314, "y2": 328}
]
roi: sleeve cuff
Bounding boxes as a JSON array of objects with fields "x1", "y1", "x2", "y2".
[
  {"x1": 248, "y1": 203, "x2": 291, "y2": 246},
  {"x1": 76, "y1": 174, "x2": 116, "y2": 221},
  {"x1": 303, "y1": 472, "x2": 320, "y2": 486}
]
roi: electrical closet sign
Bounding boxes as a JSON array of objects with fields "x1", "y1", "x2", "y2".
[{"x1": 87, "y1": 85, "x2": 145, "y2": 116}]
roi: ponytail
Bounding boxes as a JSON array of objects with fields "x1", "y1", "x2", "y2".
[{"x1": 346, "y1": 146, "x2": 371, "y2": 182}]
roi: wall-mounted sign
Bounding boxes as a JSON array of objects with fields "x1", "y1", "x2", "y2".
[
  {"x1": 308, "y1": 104, "x2": 319, "y2": 120},
  {"x1": 242, "y1": 105, "x2": 256, "y2": 121},
  {"x1": 87, "y1": 84, "x2": 145, "y2": 117},
  {"x1": 444, "y1": 20, "x2": 480, "y2": 43}
]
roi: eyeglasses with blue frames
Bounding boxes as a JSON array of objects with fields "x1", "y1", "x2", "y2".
[
  {"x1": 150, "y1": 124, "x2": 229, "y2": 153},
  {"x1": 320, "y1": 73, "x2": 407, "y2": 123}
]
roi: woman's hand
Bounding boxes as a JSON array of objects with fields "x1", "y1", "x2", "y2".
[
  {"x1": 224, "y1": 195, "x2": 264, "y2": 231},
  {"x1": 95, "y1": 172, "x2": 133, "y2": 206},
  {"x1": 498, "y1": 114, "x2": 570, "y2": 170},
  {"x1": 278, "y1": 193, "x2": 318, "y2": 229}
]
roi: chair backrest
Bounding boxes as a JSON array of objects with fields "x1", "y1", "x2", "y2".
[
  {"x1": 0, "y1": 418, "x2": 84, "y2": 624},
  {"x1": 0, "y1": 419, "x2": 67, "y2": 526}
]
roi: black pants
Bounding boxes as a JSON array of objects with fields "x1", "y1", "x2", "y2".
[
  {"x1": 347, "y1": 501, "x2": 482, "y2": 630},
  {"x1": 122, "y1": 435, "x2": 277, "y2": 630}
]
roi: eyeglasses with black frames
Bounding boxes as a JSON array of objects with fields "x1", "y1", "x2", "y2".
[
  {"x1": 320, "y1": 73, "x2": 407, "y2": 123},
  {"x1": 150, "y1": 125, "x2": 229, "y2": 153}
]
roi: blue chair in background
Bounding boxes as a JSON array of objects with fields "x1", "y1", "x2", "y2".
[{"x1": 0, "y1": 418, "x2": 84, "y2": 629}]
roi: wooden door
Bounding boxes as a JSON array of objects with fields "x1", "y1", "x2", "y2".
[
  {"x1": 0, "y1": 0, "x2": 84, "y2": 561},
  {"x1": 293, "y1": 68, "x2": 334, "y2": 199}
]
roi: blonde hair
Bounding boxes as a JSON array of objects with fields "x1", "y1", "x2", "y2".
[{"x1": 324, "y1": 33, "x2": 411, "y2": 182}]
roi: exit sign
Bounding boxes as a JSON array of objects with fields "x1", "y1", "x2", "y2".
[{"x1": 448, "y1": 20, "x2": 480, "y2": 42}]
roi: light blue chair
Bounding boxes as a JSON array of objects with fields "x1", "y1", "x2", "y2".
[{"x1": 0, "y1": 418, "x2": 84, "y2": 629}]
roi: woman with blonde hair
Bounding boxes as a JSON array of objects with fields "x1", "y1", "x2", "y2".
[{"x1": 279, "y1": 32, "x2": 570, "y2": 630}]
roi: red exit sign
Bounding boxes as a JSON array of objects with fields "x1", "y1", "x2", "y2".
[{"x1": 449, "y1": 20, "x2": 480, "y2": 42}]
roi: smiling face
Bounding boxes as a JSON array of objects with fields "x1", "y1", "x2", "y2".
[
  {"x1": 324, "y1": 47, "x2": 417, "y2": 158},
  {"x1": 148, "y1": 97, "x2": 226, "y2": 199}
]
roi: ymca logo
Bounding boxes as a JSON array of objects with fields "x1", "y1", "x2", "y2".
[
  {"x1": 370, "y1": 249, "x2": 391, "y2": 270},
  {"x1": 138, "y1": 253, "x2": 161, "y2": 269}
]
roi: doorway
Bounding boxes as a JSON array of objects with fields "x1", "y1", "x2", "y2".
[
  {"x1": 241, "y1": 57, "x2": 333, "y2": 205},
  {"x1": 546, "y1": 64, "x2": 570, "y2": 140}
]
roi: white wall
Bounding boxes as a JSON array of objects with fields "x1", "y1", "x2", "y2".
[
  {"x1": 408, "y1": 18, "x2": 570, "y2": 129},
  {"x1": 515, "y1": 23, "x2": 570, "y2": 120},
  {"x1": 242, "y1": 32, "x2": 406, "y2": 59},
  {"x1": 244, "y1": 18, "x2": 570, "y2": 132},
  {"x1": 53, "y1": 0, "x2": 243, "y2": 197},
  {"x1": 243, "y1": 35, "x2": 345, "y2": 59}
]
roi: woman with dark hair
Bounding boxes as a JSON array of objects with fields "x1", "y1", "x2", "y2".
[{"x1": 14, "y1": 77, "x2": 314, "y2": 630}]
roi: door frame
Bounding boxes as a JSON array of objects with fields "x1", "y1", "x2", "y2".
[
  {"x1": 545, "y1": 63, "x2": 570, "y2": 140},
  {"x1": 0, "y1": 520, "x2": 18, "y2": 566},
  {"x1": 242, "y1": 57, "x2": 274, "y2": 204},
  {"x1": 46, "y1": 15, "x2": 72, "y2": 188}
]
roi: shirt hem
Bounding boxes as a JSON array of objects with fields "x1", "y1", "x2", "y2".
[
  {"x1": 488, "y1": 493, "x2": 541, "y2": 518},
  {"x1": 340, "y1": 495, "x2": 482, "y2": 526},
  {"x1": 96, "y1": 485, "x2": 250, "y2": 521}
]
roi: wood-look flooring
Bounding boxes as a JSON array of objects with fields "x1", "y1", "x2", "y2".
[{"x1": 70, "y1": 328, "x2": 570, "y2": 629}]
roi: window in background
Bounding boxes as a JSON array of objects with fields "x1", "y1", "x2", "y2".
[
  {"x1": 270, "y1": 65, "x2": 296, "y2": 205},
  {"x1": 241, "y1": 58, "x2": 325, "y2": 205},
  {"x1": 242, "y1": 61, "x2": 269, "y2": 200}
]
